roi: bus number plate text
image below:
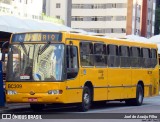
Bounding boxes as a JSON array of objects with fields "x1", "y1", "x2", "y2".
[{"x1": 28, "y1": 98, "x2": 38, "y2": 102}]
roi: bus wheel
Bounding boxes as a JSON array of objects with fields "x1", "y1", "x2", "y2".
[
  {"x1": 30, "y1": 104, "x2": 45, "y2": 111},
  {"x1": 125, "y1": 84, "x2": 143, "y2": 106},
  {"x1": 78, "y1": 86, "x2": 91, "y2": 112},
  {"x1": 135, "y1": 84, "x2": 144, "y2": 105}
]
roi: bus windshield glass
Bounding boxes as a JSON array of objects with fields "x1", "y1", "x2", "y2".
[{"x1": 7, "y1": 44, "x2": 64, "y2": 82}]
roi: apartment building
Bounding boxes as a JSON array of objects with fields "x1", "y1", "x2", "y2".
[
  {"x1": 127, "y1": 0, "x2": 156, "y2": 38},
  {"x1": 0, "y1": 0, "x2": 43, "y2": 20},
  {"x1": 45, "y1": 0, "x2": 156, "y2": 38},
  {"x1": 45, "y1": 0, "x2": 72, "y2": 26}
]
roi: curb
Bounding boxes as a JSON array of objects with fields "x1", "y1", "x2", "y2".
[
  {"x1": 6, "y1": 103, "x2": 29, "y2": 105},
  {"x1": 1, "y1": 103, "x2": 29, "y2": 108},
  {"x1": 0, "y1": 106, "x2": 8, "y2": 111},
  {"x1": 6, "y1": 103, "x2": 29, "y2": 107},
  {"x1": 0, "y1": 103, "x2": 29, "y2": 112}
]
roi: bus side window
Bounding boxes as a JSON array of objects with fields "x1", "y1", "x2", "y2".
[
  {"x1": 107, "y1": 44, "x2": 119, "y2": 67},
  {"x1": 80, "y1": 42, "x2": 94, "y2": 66},
  {"x1": 151, "y1": 49, "x2": 157, "y2": 68},
  {"x1": 66, "y1": 46, "x2": 78, "y2": 79},
  {"x1": 94, "y1": 43, "x2": 106, "y2": 67},
  {"x1": 130, "y1": 47, "x2": 141, "y2": 67},
  {"x1": 119, "y1": 46, "x2": 130, "y2": 67},
  {"x1": 142, "y1": 48, "x2": 151, "y2": 68}
]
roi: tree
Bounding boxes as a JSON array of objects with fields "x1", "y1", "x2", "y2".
[{"x1": 0, "y1": 0, "x2": 11, "y2": 4}]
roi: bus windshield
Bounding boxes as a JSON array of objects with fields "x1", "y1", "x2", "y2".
[{"x1": 7, "y1": 43, "x2": 64, "y2": 82}]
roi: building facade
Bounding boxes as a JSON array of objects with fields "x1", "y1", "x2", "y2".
[
  {"x1": 0, "y1": 0, "x2": 43, "y2": 20},
  {"x1": 45, "y1": 0, "x2": 156, "y2": 38},
  {"x1": 127, "y1": 0, "x2": 156, "y2": 38},
  {"x1": 45, "y1": 0, "x2": 72, "y2": 26},
  {"x1": 71, "y1": 0, "x2": 127, "y2": 38}
]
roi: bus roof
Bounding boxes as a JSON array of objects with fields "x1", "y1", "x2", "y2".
[
  {"x1": 66, "y1": 32, "x2": 157, "y2": 49},
  {"x1": 11, "y1": 31, "x2": 157, "y2": 49}
]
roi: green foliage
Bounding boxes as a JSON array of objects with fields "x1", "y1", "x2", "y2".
[
  {"x1": 0, "y1": 0, "x2": 11, "y2": 4},
  {"x1": 156, "y1": 7, "x2": 160, "y2": 23},
  {"x1": 155, "y1": 6, "x2": 160, "y2": 34},
  {"x1": 42, "y1": 14, "x2": 64, "y2": 25}
]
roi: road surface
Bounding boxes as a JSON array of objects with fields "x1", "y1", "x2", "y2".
[{"x1": 0, "y1": 95, "x2": 160, "y2": 122}]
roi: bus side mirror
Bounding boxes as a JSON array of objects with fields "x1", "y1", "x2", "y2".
[{"x1": 1, "y1": 41, "x2": 9, "y2": 62}]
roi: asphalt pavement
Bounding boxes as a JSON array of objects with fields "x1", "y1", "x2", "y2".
[{"x1": 0, "y1": 95, "x2": 160, "y2": 122}]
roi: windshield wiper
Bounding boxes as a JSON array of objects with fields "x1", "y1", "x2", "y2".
[
  {"x1": 38, "y1": 41, "x2": 51, "y2": 55},
  {"x1": 20, "y1": 42, "x2": 28, "y2": 56}
]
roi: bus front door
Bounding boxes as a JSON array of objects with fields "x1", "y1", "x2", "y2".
[{"x1": 65, "y1": 42, "x2": 81, "y2": 103}]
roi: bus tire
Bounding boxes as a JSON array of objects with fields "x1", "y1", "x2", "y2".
[
  {"x1": 78, "y1": 86, "x2": 91, "y2": 112},
  {"x1": 125, "y1": 84, "x2": 143, "y2": 106},
  {"x1": 30, "y1": 104, "x2": 45, "y2": 111}
]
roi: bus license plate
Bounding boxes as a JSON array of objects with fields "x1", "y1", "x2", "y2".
[{"x1": 28, "y1": 98, "x2": 38, "y2": 102}]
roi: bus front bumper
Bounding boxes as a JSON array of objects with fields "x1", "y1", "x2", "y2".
[{"x1": 6, "y1": 93, "x2": 65, "y2": 104}]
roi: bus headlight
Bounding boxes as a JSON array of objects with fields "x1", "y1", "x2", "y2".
[
  {"x1": 48, "y1": 90, "x2": 63, "y2": 95},
  {"x1": 7, "y1": 90, "x2": 17, "y2": 95}
]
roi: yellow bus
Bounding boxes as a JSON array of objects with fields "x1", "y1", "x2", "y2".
[{"x1": 3, "y1": 31, "x2": 159, "y2": 112}]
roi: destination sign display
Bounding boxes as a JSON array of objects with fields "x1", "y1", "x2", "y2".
[{"x1": 11, "y1": 32, "x2": 62, "y2": 42}]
